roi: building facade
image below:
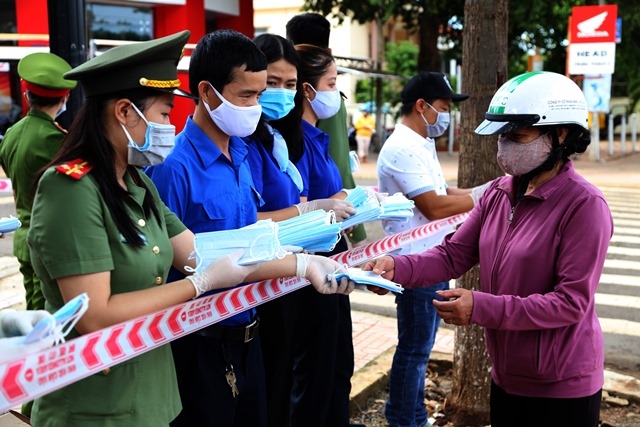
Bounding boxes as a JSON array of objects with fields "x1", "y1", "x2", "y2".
[{"x1": 0, "y1": 0, "x2": 255, "y2": 134}]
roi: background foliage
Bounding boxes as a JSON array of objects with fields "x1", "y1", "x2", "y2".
[{"x1": 303, "y1": 0, "x2": 640, "y2": 110}]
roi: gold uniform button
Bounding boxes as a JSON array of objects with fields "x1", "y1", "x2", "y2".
[
  {"x1": 155, "y1": 276, "x2": 163, "y2": 285},
  {"x1": 102, "y1": 368, "x2": 111, "y2": 375},
  {"x1": 138, "y1": 219, "x2": 146, "y2": 227},
  {"x1": 152, "y1": 246, "x2": 160, "y2": 254}
]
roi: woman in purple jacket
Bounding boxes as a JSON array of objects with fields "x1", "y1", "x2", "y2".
[{"x1": 365, "y1": 71, "x2": 613, "y2": 427}]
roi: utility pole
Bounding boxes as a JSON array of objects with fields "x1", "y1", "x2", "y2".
[
  {"x1": 589, "y1": 0, "x2": 606, "y2": 161},
  {"x1": 48, "y1": 0, "x2": 87, "y2": 129}
]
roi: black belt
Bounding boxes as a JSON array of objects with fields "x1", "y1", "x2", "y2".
[{"x1": 194, "y1": 318, "x2": 260, "y2": 343}]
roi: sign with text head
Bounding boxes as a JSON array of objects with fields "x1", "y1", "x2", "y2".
[
  {"x1": 568, "y1": 4, "x2": 618, "y2": 75},
  {"x1": 568, "y1": 43, "x2": 616, "y2": 75}
]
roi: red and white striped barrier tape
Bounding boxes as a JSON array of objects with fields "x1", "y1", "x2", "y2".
[{"x1": 0, "y1": 212, "x2": 468, "y2": 412}]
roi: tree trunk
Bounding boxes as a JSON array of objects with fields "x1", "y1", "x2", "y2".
[
  {"x1": 449, "y1": 0, "x2": 509, "y2": 425},
  {"x1": 374, "y1": 16, "x2": 385, "y2": 151},
  {"x1": 417, "y1": 11, "x2": 441, "y2": 72}
]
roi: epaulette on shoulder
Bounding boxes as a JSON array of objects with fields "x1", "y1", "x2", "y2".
[
  {"x1": 55, "y1": 158, "x2": 94, "y2": 180},
  {"x1": 53, "y1": 121, "x2": 69, "y2": 134}
]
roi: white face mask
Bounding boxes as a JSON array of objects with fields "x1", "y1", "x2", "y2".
[
  {"x1": 306, "y1": 85, "x2": 341, "y2": 119},
  {"x1": 421, "y1": 103, "x2": 450, "y2": 138},
  {"x1": 204, "y1": 83, "x2": 262, "y2": 137},
  {"x1": 121, "y1": 103, "x2": 176, "y2": 167}
]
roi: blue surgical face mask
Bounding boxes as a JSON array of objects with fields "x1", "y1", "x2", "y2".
[
  {"x1": 306, "y1": 84, "x2": 341, "y2": 119},
  {"x1": 268, "y1": 125, "x2": 303, "y2": 191},
  {"x1": 277, "y1": 210, "x2": 341, "y2": 253},
  {"x1": 188, "y1": 220, "x2": 286, "y2": 273},
  {"x1": 259, "y1": 88, "x2": 296, "y2": 121},
  {"x1": 120, "y1": 103, "x2": 176, "y2": 167},
  {"x1": 421, "y1": 103, "x2": 450, "y2": 138},
  {"x1": 22, "y1": 292, "x2": 89, "y2": 345}
]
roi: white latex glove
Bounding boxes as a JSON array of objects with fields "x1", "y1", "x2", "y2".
[
  {"x1": 0, "y1": 335, "x2": 57, "y2": 363},
  {"x1": 0, "y1": 309, "x2": 53, "y2": 338},
  {"x1": 295, "y1": 253, "x2": 355, "y2": 295},
  {"x1": 186, "y1": 249, "x2": 259, "y2": 298},
  {"x1": 295, "y1": 198, "x2": 356, "y2": 222},
  {"x1": 469, "y1": 180, "x2": 493, "y2": 205},
  {"x1": 364, "y1": 187, "x2": 389, "y2": 204}
]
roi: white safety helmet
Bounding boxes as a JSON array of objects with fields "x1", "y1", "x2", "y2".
[{"x1": 475, "y1": 71, "x2": 589, "y2": 135}]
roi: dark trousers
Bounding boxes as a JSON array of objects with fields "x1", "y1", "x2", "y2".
[
  {"x1": 290, "y1": 238, "x2": 354, "y2": 427},
  {"x1": 257, "y1": 291, "x2": 299, "y2": 427},
  {"x1": 169, "y1": 332, "x2": 266, "y2": 427},
  {"x1": 490, "y1": 380, "x2": 602, "y2": 427}
]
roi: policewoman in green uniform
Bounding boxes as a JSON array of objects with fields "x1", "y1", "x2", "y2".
[
  {"x1": 26, "y1": 30, "x2": 353, "y2": 426},
  {"x1": 0, "y1": 52, "x2": 76, "y2": 313}
]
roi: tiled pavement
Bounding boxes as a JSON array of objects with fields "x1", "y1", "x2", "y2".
[{"x1": 351, "y1": 309, "x2": 454, "y2": 373}]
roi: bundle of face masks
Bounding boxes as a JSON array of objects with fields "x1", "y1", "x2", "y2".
[
  {"x1": 378, "y1": 193, "x2": 415, "y2": 221},
  {"x1": 340, "y1": 189, "x2": 382, "y2": 230},
  {"x1": 328, "y1": 267, "x2": 404, "y2": 293},
  {"x1": 0, "y1": 216, "x2": 21, "y2": 234},
  {"x1": 277, "y1": 210, "x2": 342, "y2": 253},
  {"x1": 340, "y1": 186, "x2": 415, "y2": 230},
  {"x1": 189, "y1": 220, "x2": 286, "y2": 273}
]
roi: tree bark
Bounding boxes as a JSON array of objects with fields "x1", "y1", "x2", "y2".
[
  {"x1": 449, "y1": 0, "x2": 509, "y2": 425},
  {"x1": 417, "y1": 11, "x2": 441, "y2": 72}
]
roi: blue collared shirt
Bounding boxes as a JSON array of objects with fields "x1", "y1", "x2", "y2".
[
  {"x1": 296, "y1": 120, "x2": 343, "y2": 200},
  {"x1": 147, "y1": 117, "x2": 262, "y2": 326},
  {"x1": 244, "y1": 137, "x2": 301, "y2": 211}
]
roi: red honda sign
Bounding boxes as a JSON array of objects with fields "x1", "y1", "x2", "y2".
[{"x1": 570, "y1": 5, "x2": 618, "y2": 43}]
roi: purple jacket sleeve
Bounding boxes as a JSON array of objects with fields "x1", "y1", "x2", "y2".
[{"x1": 391, "y1": 202, "x2": 483, "y2": 288}]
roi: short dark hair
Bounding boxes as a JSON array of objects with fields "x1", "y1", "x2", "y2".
[
  {"x1": 286, "y1": 13, "x2": 331, "y2": 48},
  {"x1": 25, "y1": 91, "x2": 64, "y2": 108},
  {"x1": 189, "y1": 29, "x2": 267, "y2": 95}
]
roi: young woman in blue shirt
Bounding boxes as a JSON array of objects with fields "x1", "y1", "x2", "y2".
[{"x1": 288, "y1": 43, "x2": 355, "y2": 427}]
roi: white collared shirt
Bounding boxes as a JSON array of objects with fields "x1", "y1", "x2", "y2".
[{"x1": 377, "y1": 122, "x2": 454, "y2": 255}]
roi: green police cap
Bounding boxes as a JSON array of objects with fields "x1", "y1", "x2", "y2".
[
  {"x1": 65, "y1": 30, "x2": 192, "y2": 98},
  {"x1": 18, "y1": 52, "x2": 77, "y2": 98}
]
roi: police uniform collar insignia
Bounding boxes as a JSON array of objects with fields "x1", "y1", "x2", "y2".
[{"x1": 55, "y1": 158, "x2": 94, "y2": 180}]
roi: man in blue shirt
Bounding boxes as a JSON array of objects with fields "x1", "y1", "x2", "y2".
[{"x1": 147, "y1": 29, "x2": 270, "y2": 427}]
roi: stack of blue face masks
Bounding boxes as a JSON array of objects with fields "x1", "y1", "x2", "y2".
[
  {"x1": 340, "y1": 186, "x2": 414, "y2": 230},
  {"x1": 340, "y1": 195, "x2": 382, "y2": 230},
  {"x1": 190, "y1": 220, "x2": 286, "y2": 273},
  {"x1": 379, "y1": 193, "x2": 415, "y2": 221},
  {"x1": 328, "y1": 267, "x2": 404, "y2": 293},
  {"x1": 277, "y1": 210, "x2": 342, "y2": 253},
  {"x1": 340, "y1": 186, "x2": 382, "y2": 230}
]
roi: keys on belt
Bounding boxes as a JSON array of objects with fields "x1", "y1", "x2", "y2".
[{"x1": 195, "y1": 318, "x2": 260, "y2": 343}]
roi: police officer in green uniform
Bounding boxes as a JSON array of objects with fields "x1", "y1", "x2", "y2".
[
  {"x1": 0, "y1": 52, "x2": 76, "y2": 313},
  {"x1": 25, "y1": 30, "x2": 352, "y2": 426},
  {"x1": 25, "y1": 31, "x2": 244, "y2": 427}
]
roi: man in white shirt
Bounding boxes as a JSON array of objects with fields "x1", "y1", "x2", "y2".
[{"x1": 377, "y1": 71, "x2": 489, "y2": 427}]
